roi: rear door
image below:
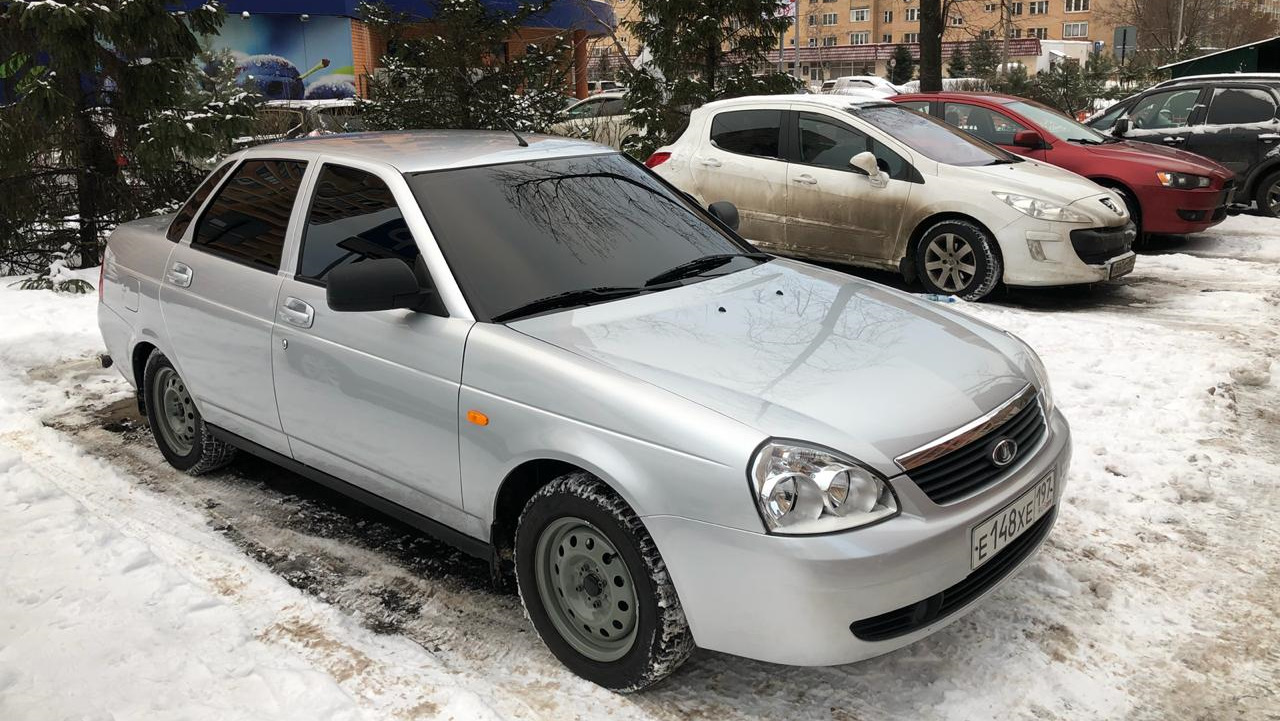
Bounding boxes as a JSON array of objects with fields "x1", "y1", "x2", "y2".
[
  {"x1": 161, "y1": 157, "x2": 308, "y2": 454},
  {"x1": 1184, "y1": 84, "x2": 1280, "y2": 181},
  {"x1": 1121, "y1": 85, "x2": 1207, "y2": 151},
  {"x1": 270, "y1": 159, "x2": 472, "y2": 528},
  {"x1": 783, "y1": 110, "x2": 915, "y2": 263},
  {"x1": 690, "y1": 107, "x2": 789, "y2": 247}
]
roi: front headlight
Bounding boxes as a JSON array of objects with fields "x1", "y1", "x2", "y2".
[
  {"x1": 1155, "y1": 171, "x2": 1211, "y2": 189},
  {"x1": 1026, "y1": 348, "x2": 1055, "y2": 414},
  {"x1": 992, "y1": 191, "x2": 1092, "y2": 223},
  {"x1": 748, "y1": 441, "x2": 897, "y2": 534}
]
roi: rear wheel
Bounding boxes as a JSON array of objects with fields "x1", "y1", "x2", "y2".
[
  {"x1": 143, "y1": 351, "x2": 236, "y2": 475},
  {"x1": 914, "y1": 219, "x2": 1001, "y2": 300},
  {"x1": 515, "y1": 472, "x2": 693, "y2": 692},
  {"x1": 1254, "y1": 171, "x2": 1280, "y2": 218}
]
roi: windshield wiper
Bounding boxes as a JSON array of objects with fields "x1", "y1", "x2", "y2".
[
  {"x1": 643, "y1": 252, "x2": 770, "y2": 288},
  {"x1": 493, "y1": 286, "x2": 648, "y2": 323}
]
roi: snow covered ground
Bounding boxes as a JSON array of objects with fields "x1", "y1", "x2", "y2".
[{"x1": 1, "y1": 214, "x2": 1277, "y2": 720}]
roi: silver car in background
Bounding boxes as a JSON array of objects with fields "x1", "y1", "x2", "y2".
[{"x1": 98, "y1": 131, "x2": 1070, "y2": 691}]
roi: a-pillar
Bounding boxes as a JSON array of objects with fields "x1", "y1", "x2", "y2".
[{"x1": 573, "y1": 29, "x2": 588, "y2": 98}]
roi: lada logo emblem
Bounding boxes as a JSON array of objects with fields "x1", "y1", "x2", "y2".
[{"x1": 990, "y1": 438, "x2": 1018, "y2": 467}]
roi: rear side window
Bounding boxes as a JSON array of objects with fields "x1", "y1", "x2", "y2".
[
  {"x1": 193, "y1": 159, "x2": 308, "y2": 271},
  {"x1": 1128, "y1": 88, "x2": 1201, "y2": 130},
  {"x1": 167, "y1": 162, "x2": 234, "y2": 242},
  {"x1": 710, "y1": 109, "x2": 782, "y2": 158},
  {"x1": 943, "y1": 102, "x2": 1026, "y2": 145},
  {"x1": 299, "y1": 165, "x2": 419, "y2": 284},
  {"x1": 1205, "y1": 87, "x2": 1277, "y2": 125}
]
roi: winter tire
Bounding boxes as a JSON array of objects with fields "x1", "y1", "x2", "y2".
[
  {"x1": 1254, "y1": 171, "x2": 1280, "y2": 218},
  {"x1": 1113, "y1": 187, "x2": 1144, "y2": 247},
  {"x1": 142, "y1": 350, "x2": 236, "y2": 475},
  {"x1": 915, "y1": 219, "x2": 1001, "y2": 300},
  {"x1": 515, "y1": 472, "x2": 693, "y2": 692}
]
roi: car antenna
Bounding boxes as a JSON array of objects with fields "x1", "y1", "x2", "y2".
[{"x1": 453, "y1": 68, "x2": 528, "y2": 147}]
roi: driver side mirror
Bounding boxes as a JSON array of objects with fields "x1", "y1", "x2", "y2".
[
  {"x1": 1112, "y1": 117, "x2": 1131, "y2": 137},
  {"x1": 708, "y1": 201, "x2": 740, "y2": 231},
  {"x1": 849, "y1": 151, "x2": 888, "y2": 187},
  {"x1": 1013, "y1": 129, "x2": 1046, "y2": 149},
  {"x1": 327, "y1": 258, "x2": 435, "y2": 313}
]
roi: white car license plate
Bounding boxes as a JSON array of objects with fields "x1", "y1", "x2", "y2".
[
  {"x1": 1107, "y1": 253, "x2": 1136, "y2": 280},
  {"x1": 970, "y1": 472, "x2": 1056, "y2": 569}
]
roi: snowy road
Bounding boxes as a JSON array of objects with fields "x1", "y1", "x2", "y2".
[{"x1": 1, "y1": 215, "x2": 1277, "y2": 720}]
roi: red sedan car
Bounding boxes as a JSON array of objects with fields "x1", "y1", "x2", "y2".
[{"x1": 893, "y1": 92, "x2": 1236, "y2": 236}]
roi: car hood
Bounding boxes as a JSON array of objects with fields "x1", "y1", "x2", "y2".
[
  {"x1": 950, "y1": 158, "x2": 1099, "y2": 204},
  {"x1": 510, "y1": 260, "x2": 1035, "y2": 476},
  {"x1": 1075, "y1": 139, "x2": 1234, "y2": 178}
]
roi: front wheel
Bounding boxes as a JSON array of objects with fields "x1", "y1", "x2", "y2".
[
  {"x1": 914, "y1": 219, "x2": 1001, "y2": 300},
  {"x1": 1254, "y1": 171, "x2": 1280, "y2": 218},
  {"x1": 143, "y1": 351, "x2": 236, "y2": 475},
  {"x1": 515, "y1": 473, "x2": 693, "y2": 692}
]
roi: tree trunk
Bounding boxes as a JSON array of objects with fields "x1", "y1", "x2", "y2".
[{"x1": 920, "y1": 0, "x2": 944, "y2": 92}]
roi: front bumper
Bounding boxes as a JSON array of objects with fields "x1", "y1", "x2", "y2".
[
  {"x1": 995, "y1": 214, "x2": 1135, "y2": 287},
  {"x1": 1137, "y1": 182, "x2": 1234, "y2": 235},
  {"x1": 646, "y1": 409, "x2": 1072, "y2": 666}
]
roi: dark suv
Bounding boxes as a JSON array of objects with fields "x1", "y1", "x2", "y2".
[{"x1": 1087, "y1": 74, "x2": 1280, "y2": 216}]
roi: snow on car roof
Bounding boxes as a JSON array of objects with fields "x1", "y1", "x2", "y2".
[{"x1": 697, "y1": 94, "x2": 896, "y2": 113}]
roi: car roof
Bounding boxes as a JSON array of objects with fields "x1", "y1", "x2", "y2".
[
  {"x1": 895, "y1": 91, "x2": 1022, "y2": 104},
  {"x1": 242, "y1": 130, "x2": 614, "y2": 173},
  {"x1": 1154, "y1": 73, "x2": 1280, "y2": 87},
  {"x1": 574, "y1": 91, "x2": 626, "y2": 101},
  {"x1": 698, "y1": 94, "x2": 896, "y2": 113}
]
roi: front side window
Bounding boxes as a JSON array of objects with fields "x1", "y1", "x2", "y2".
[
  {"x1": 299, "y1": 165, "x2": 419, "y2": 284},
  {"x1": 1205, "y1": 87, "x2": 1277, "y2": 125},
  {"x1": 943, "y1": 103, "x2": 1027, "y2": 145},
  {"x1": 797, "y1": 112, "x2": 910, "y2": 179},
  {"x1": 193, "y1": 159, "x2": 308, "y2": 271},
  {"x1": 856, "y1": 105, "x2": 1018, "y2": 166},
  {"x1": 599, "y1": 97, "x2": 627, "y2": 116},
  {"x1": 1128, "y1": 88, "x2": 1201, "y2": 130},
  {"x1": 168, "y1": 161, "x2": 234, "y2": 242},
  {"x1": 710, "y1": 109, "x2": 783, "y2": 158},
  {"x1": 1089, "y1": 101, "x2": 1132, "y2": 132},
  {"x1": 1006, "y1": 99, "x2": 1108, "y2": 143},
  {"x1": 406, "y1": 154, "x2": 754, "y2": 322}
]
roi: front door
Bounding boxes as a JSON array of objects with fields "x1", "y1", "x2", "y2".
[
  {"x1": 160, "y1": 157, "x2": 308, "y2": 454},
  {"x1": 270, "y1": 161, "x2": 471, "y2": 526},
  {"x1": 784, "y1": 111, "x2": 914, "y2": 264},
  {"x1": 1184, "y1": 85, "x2": 1280, "y2": 182},
  {"x1": 691, "y1": 107, "x2": 789, "y2": 247},
  {"x1": 1122, "y1": 86, "x2": 1205, "y2": 152}
]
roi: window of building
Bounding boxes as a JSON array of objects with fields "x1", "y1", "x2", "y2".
[
  {"x1": 809, "y1": 14, "x2": 817, "y2": 25},
  {"x1": 1206, "y1": 87, "x2": 1278, "y2": 124},
  {"x1": 903, "y1": 32, "x2": 920, "y2": 42},
  {"x1": 193, "y1": 159, "x2": 308, "y2": 271},
  {"x1": 710, "y1": 110, "x2": 783, "y2": 158},
  {"x1": 808, "y1": 37, "x2": 818, "y2": 46},
  {"x1": 850, "y1": 31, "x2": 870, "y2": 44},
  {"x1": 822, "y1": 12, "x2": 838, "y2": 24},
  {"x1": 1010, "y1": 2, "x2": 1023, "y2": 14},
  {"x1": 1065, "y1": 0, "x2": 1090, "y2": 11},
  {"x1": 884, "y1": 10, "x2": 893, "y2": 22},
  {"x1": 984, "y1": 2, "x2": 996, "y2": 10},
  {"x1": 1008, "y1": 28, "x2": 1022, "y2": 38},
  {"x1": 905, "y1": 8, "x2": 918, "y2": 21},
  {"x1": 980, "y1": 29, "x2": 996, "y2": 39},
  {"x1": 1030, "y1": 1, "x2": 1049, "y2": 13},
  {"x1": 852, "y1": 7, "x2": 869, "y2": 21},
  {"x1": 1063, "y1": 21, "x2": 1088, "y2": 37},
  {"x1": 882, "y1": 33, "x2": 893, "y2": 42},
  {"x1": 950, "y1": 15, "x2": 965, "y2": 25},
  {"x1": 1029, "y1": 27, "x2": 1048, "y2": 39},
  {"x1": 823, "y1": 36, "x2": 838, "y2": 45},
  {"x1": 299, "y1": 165, "x2": 420, "y2": 284}
]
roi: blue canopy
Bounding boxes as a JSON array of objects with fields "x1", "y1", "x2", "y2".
[{"x1": 180, "y1": 0, "x2": 615, "y2": 33}]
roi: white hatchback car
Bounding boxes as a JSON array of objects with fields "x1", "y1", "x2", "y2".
[{"x1": 647, "y1": 95, "x2": 1137, "y2": 299}]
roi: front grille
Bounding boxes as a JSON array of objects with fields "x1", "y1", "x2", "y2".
[
  {"x1": 908, "y1": 397, "x2": 1046, "y2": 505},
  {"x1": 1069, "y1": 224, "x2": 1136, "y2": 265},
  {"x1": 849, "y1": 508, "x2": 1056, "y2": 642}
]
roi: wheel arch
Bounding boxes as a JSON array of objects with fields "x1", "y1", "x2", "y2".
[
  {"x1": 1243, "y1": 157, "x2": 1280, "y2": 198},
  {"x1": 1088, "y1": 177, "x2": 1140, "y2": 217},
  {"x1": 130, "y1": 341, "x2": 159, "y2": 413}
]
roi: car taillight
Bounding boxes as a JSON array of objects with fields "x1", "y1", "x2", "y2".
[{"x1": 644, "y1": 152, "x2": 671, "y2": 168}]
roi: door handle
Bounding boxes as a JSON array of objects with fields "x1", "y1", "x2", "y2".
[
  {"x1": 279, "y1": 297, "x2": 314, "y2": 329},
  {"x1": 166, "y1": 262, "x2": 192, "y2": 288},
  {"x1": 1161, "y1": 136, "x2": 1185, "y2": 145},
  {"x1": 792, "y1": 174, "x2": 818, "y2": 185},
  {"x1": 697, "y1": 157, "x2": 722, "y2": 167}
]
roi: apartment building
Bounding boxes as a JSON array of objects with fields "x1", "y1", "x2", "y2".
[{"x1": 587, "y1": 0, "x2": 643, "y2": 80}]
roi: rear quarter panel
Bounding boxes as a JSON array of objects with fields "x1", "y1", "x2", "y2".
[{"x1": 99, "y1": 215, "x2": 179, "y2": 387}]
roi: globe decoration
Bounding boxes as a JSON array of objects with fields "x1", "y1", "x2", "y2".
[
  {"x1": 235, "y1": 54, "x2": 305, "y2": 101},
  {"x1": 305, "y1": 79, "x2": 357, "y2": 100}
]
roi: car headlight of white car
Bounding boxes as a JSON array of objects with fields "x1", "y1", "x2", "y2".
[
  {"x1": 749, "y1": 441, "x2": 898, "y2": 534},
  {"x1": 992, "y1": 191, "x2": 1092, "y2": 223}
]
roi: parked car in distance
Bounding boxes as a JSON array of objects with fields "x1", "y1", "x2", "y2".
[
  {"x1": 586, "y1": 79, "x2": 625, "y2": 94},
  {"x1": 895, "y1": 92, "x2": 1236, "y2": 236},
  {"x1": 548, "y1": 91, "x2": 640, "y2": 150},
  {"x1": 647, "y1": 95, "x2": 1136, "y2": 300},
  {"x1": 100, "y1": 131, "x2": 1069, "y2": 691},
  {"x1": 1086, "y1": 74, "x2": 1280, "y2": 216},
  {"x1": 828, "y1": 75, "x2": 902, "y2": 95},
  {"x1": 234, "y1": 99, "x2": 366, "y2": 150}
]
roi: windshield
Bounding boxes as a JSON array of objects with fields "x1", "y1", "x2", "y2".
[
  {"x1": 854, "y1": 105, "x2": 1018, "y2": 166},
  {"x1": 406, "y1": 154, "x2": 758, "y2": 322},
  {"x1": 1005, "y1": 100, "x2": 1108, "y2": 144}
]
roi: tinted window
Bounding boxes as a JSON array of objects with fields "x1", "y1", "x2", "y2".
[
  {"x1": 710, "y1": 109, "x2": 782, "y2": 158},
  {"x1": 193, "y1": 159, "x2": 307, "y2": 271},
  {"x1": 897, "y1": 100, "x2": 931, "y2": 114},
  {"x1": 1128, "y1": 88, "x2": 1200, "y2": 130},
  {"x1": 1089, "y1": 100, "x2": 1132, "y2": 132},
  {"x1": 856, "y1": 105, "x2": 1016, "y2": 166},
  {"x1": 167, "y1": 162, "x2": 234, "y2": 242},
  {"x1": 943, "y1": 102, "x2": 1026, "y2": 145},
  {"x1": 797, "y1": 113, "x2": 910, "y2": 179},
  {"x1": 1206, "y1": 87, "x2": 1277, "y2": 125},
  {"x1": 407, "y1": 154, "x2": 752, "y2": 322},
  {"x1": 299, "y1": 165, "x2": 418, "y2": 284},
  {"x1": 1006, "y1": 100, "x2": 1107, "y2": 143},
  {"x1": 599, "y1": 98, "x2": 626, "y2": 116}
]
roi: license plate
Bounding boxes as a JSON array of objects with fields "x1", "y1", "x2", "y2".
[
  {"x1": 1107, "y1": 253, "x2": 1136, "y2": 280},
  {"x1": 970, "y1": 472, "x2": 1056, "y2": 569}
]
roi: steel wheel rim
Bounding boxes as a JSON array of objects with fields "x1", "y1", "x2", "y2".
[
  {"x1": 534, "y1": 516, "x2": 639, "y2": 662},
  {"x1": 924, "y1": 233, "x2": 977, "y2": 293},
  {"x1": 153, "y1": 367, "x2": 196, "y2": 456}
]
